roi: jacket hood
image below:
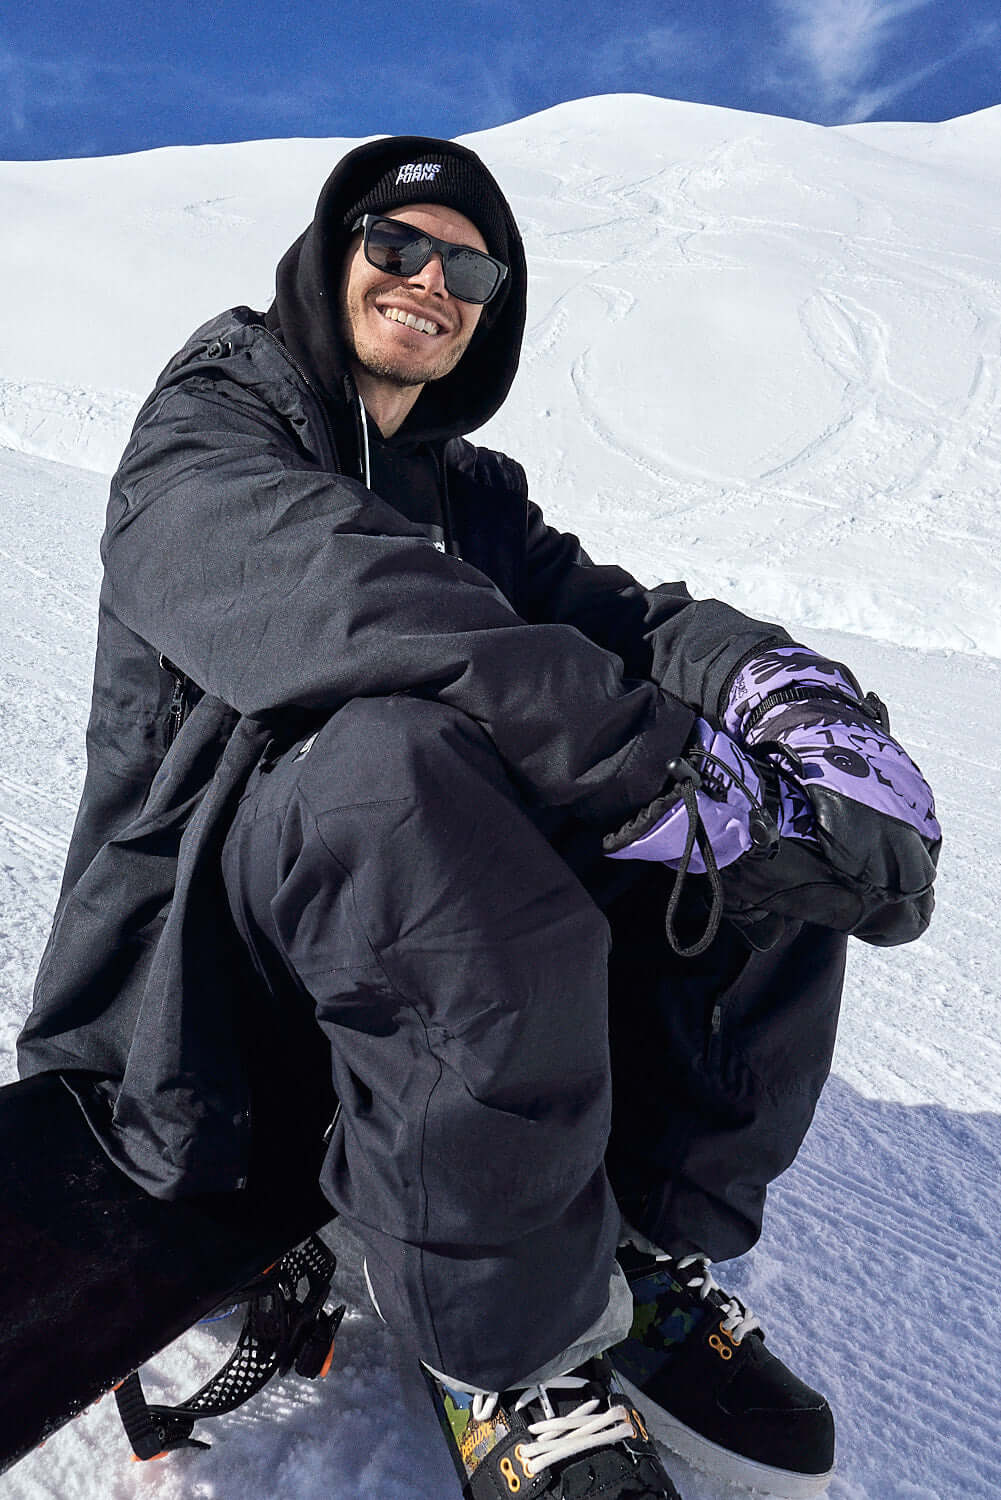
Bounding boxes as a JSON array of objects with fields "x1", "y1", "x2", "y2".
[{"x1": 266, "y1": 135, "x2": 527, "y2": 445}]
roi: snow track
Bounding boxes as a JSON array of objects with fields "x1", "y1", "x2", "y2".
[
  {"x1": 771, "y1": 1089, "x2": 1001, "y2": 1499},
  {"x1": 0, "y1": 378, "x2": 139, "y2": 475},
  {"x1": 1, "y1": 98, "x2": 1000, "y2": 1499},
  {"x1": 0, "y1": 447, "x2": 102, "y2": 1060}
]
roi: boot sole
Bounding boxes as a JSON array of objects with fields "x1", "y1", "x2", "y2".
[{"x1": 615, "y1": 1371, "x2": 834, "y2": 1499}]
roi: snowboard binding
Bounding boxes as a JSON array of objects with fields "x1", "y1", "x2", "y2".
[{"x1": 114, "y1": 1234, "x2": 345, "y2": 1461}]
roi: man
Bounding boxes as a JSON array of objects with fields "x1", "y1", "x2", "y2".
[{"x1": 20, "y1": 136, "x2": 939, "y2": 1500}]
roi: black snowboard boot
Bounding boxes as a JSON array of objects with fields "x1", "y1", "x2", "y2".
[
  {"x1": 426, "y1": 1353, "x2": 683, "y2": 1498},
  {"x1": 609, "y1": 1247, "x2": 835, "y2": 1498}
]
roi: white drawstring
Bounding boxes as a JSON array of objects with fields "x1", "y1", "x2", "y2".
[
  {"x1": 357, "y1": 395, "x2": 372, "y2": 488},
  {"x1": 470, "y1": 1377, "x2": 638, "y2": 1476}
]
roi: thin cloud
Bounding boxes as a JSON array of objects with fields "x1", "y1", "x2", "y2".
[
  {"x1": 0, "y1": 45, "x2": 148, "y2": 145},
  {"x1": 774, "y1": 0, "x2": 936, "y2": 118},
  {"x1": 0, "y1": 45, "x2": 353, "y2": 155},
  {"x1": 846, "y1": 18, "x2": 1001, "y2": 121},
  {"x1": 0, "y1": 46, "x2": 28, "y2": 134},
  {"x1": 597, "y1": 24, "x2": 691, "y2": 83},
  {"x1": 305, "y1": 54, "x2": 525, "y2": 138}
]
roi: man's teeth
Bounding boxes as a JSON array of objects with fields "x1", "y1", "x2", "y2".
[{"x1": 381, "y1": 307, "x2": 441, "y2": 336}]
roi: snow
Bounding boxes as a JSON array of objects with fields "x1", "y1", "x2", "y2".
[{"x1": 1, "y1": 92, "x2": 999, "y2": 1498}]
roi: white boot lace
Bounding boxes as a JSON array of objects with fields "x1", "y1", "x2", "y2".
[
  {"x1": 674, "y1": 1253, "x2": 762, "y2": 1344},
  {"x1": 471, "y1": 1377, "x2": 638, "y2": 1476}
]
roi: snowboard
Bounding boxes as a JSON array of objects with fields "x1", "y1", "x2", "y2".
[{"x1": 0, "y1": 1071, "x2": 335, "y2": 1475}]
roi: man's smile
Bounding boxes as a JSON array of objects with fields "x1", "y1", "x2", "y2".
[{"x1": 377, "y1": 304, "x2": 445, "y2": 337}]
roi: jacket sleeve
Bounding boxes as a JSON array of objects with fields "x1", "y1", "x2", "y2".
[
  {"x1": 104, "y1": 374, "x2": 694, "y2": 826},
  {"x1": 519, "y1": 502, "x2": 792, "y2": 723}
]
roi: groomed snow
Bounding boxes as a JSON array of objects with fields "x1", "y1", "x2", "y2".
[{"x1": 1, "y1": 94, "x2": 998, "y2": 1499}]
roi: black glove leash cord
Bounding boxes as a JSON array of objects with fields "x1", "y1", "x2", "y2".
[
  {"x1": 663, "y1": 747, "x2": 780, "y2": 960},
  {"x1": 662, "y1": 774, "x2": 724, "y2": 959}
]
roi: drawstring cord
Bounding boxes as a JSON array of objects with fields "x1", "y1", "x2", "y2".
[
  {"x1": 357, "y1": 393, "x2": 372, "y2": 489},
  {"x1": 663, "y1": 775, "x2": 724, "y2": 958},
  {"x1": 344, "y1": 370, "x2": 372, "y2": 489},
  {"x1": 663, "y1": 747, "x2": 778, "y2": 959}
]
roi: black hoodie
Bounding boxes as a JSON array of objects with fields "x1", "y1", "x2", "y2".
[
  {"x1": 266, "y1": 136, "x2": 526, "y2": 450},
  {"x1": 264, "y1": 135, "x2": 528, "y2": 537}
]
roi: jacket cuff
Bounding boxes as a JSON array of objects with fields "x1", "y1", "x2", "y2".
[{"x1": 577, "y1": 693, "x2": 695, "y2": 828}]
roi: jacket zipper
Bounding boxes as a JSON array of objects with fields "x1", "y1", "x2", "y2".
[
  {"x1": 159, "y1": 653, "x2": 190, "y2": 749},
  {"x1": 261, "y1": 327, "x2": 341, "y2": 473},
  {"x1": 438, "y1": 447, "x2": 458, "y2": 557}
]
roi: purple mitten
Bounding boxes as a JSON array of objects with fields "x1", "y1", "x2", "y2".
[
  {"x1": 722, "y1": 645, "x2": 941, "y2": 938},
  {"x1": 725, "y1": 645, "x2": 940, "y2": 842},
  {"x1": 604, "y1": 718, "x2": 808, "y2": 873},
  {"x1": 724, "y1": 646, "x2": 865, "y2": 740}
]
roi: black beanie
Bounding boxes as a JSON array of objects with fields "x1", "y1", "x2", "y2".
[{"x1": 343, "y1": 148, "x2": 510, "y2": 266}]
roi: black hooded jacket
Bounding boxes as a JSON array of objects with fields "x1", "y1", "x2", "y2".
[{"x1": 18, "y1": 137, "x2": 789, "y2": 1197}]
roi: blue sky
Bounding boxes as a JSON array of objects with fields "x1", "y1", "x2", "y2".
[{"x1": 3, "y1": 0, "x2": 1001, "y2": 160}]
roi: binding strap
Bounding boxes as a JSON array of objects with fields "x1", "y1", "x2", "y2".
[{"x1": 116, "y1": 1235, "x2": 344, "y2": 1461}]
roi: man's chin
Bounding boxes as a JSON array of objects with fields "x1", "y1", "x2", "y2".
[
  {"x1": 361, "y1": 349, "x2": 461, "y2": 389},
  {"x1": 359, "y1": 358, "x2": 427, "y2": 389},
  {"x1": 352, "y1": 324, "x2": 467, "y2": 386}
]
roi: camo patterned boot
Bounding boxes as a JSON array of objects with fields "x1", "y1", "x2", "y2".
[
  {"x1": 426, "y1": 1354, "x2": 683, "y2": 1498},
  {"x1": 609, "y1": 1247, "x2": 835, "y2": 1498}
]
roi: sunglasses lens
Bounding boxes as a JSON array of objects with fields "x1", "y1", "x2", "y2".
[
  {"x1": 365, "y1": 218, "x2": 430, "y2": 277},
  {"x1": 443, "y1": 247, "x2": 502, "y2": 304},
  {"x1": 363, "y1": 217, "x2": 505, "y2": 305}
]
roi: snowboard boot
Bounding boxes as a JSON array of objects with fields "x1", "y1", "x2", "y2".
[
  {"x1": 609, "y1": 1247, "x2": 835, "y2": 1498},
  {"x1": 426, "y1": 1353, "x2": 684, "y2": 1498}
]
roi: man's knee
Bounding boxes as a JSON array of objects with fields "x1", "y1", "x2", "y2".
[
  {"x1": 291, "y1": 695, "x2": 513, "y2": 815},
  {"x1": 235, "y1": 693, "x2": 607, "y2": 981}
]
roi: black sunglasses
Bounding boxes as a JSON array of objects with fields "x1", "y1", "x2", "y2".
[{"x1": 351, "y1": 214, "x2": 508, "y2": 306}]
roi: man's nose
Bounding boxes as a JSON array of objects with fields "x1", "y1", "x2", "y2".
[{"x1": 407, "y1": 252, "x2": 448, "y2": 296}]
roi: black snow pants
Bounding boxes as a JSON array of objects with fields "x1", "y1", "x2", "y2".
[{"x1": 220, "y1": 696, "x2": 847, "y2": 1393}]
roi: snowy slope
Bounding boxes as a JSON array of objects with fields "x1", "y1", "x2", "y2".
[{"x1": 1, "y1": 95, "x2": 999, "y2": 1499}]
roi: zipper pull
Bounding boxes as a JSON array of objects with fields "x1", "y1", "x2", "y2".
[{"x1": 159, "y1": 653, "x2": 189, "y2": 748}]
